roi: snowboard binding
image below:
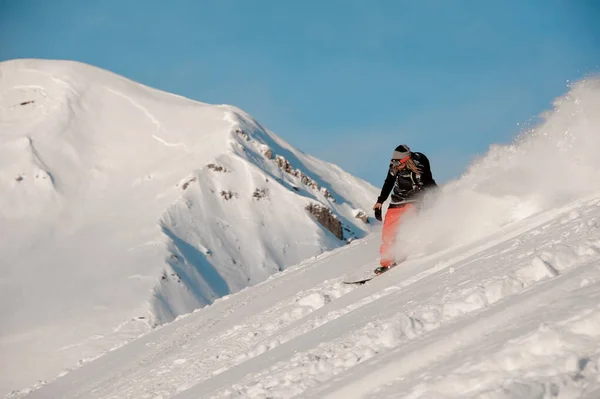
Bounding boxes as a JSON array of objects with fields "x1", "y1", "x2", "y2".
[{"x1": 374, "y1": 263, "x2": 396, "y2": 275}]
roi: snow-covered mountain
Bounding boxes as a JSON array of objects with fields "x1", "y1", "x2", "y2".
[
  {"x1": 5, "y1": 59, "x2": 600, "y2": 399},
  {"x1": 0, "y1": 59, "x2": 378, "y2": 395},
  {"x1": 9, "y1": 74, "x2": 600, "y2": 399}
]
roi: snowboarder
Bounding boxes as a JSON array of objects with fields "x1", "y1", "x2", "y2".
[{"x1": 373, "y1": 144, "x2": 437, "y2": 274}]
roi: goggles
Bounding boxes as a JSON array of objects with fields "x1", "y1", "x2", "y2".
[{"x1": 390, "y1": 155, "x2": 411, "y2": 166}]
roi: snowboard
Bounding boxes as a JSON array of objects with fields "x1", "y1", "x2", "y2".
[
  {"x1": 342, "y1": 265, "x2": 392, "y2": 285},
  {"x1": 342, "y1": 276, "x2": 375, "y2": 285}
]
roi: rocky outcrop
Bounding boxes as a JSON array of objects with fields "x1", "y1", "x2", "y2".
[
  {"x1": 274, "y1": 155, "x2": 294, "y2": 174},
  {"x1": 234, "y1": 127, "x2": 250, "y2": 141},
  {"x1": 320, "y1": 187, "x2": 334, "y2": 201},
  {"x1": 353, "y1": 209, "x2": 369, "y2": 224},
  {"x1": 262, "y1": 146, "x2": 273, "y2": 159},
  {"x1": 220, "y1": 190, "x2": 237, "y2": 200},
  {"x1": 253, "y1": 187, "x2": 269, "y2": 200},
  {"x1": 181, "y1": 177, "x2": 197, "y2": 190},
  {"x1": 306, "y1": 203, "x2": 343, "y2": 240},
  {"x1": 274, "y1": 155, "x2": 334, "y2": 201},
  {"x1": 207, "y1": 163, "x2": 228, "y2": 172}
]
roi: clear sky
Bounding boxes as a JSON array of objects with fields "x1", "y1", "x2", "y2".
[{"x1": 1, "y1": 0, "x2": 599, "y2": 186}]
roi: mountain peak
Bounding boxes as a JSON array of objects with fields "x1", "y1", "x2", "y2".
[{"x1": 0, "y1": 59, "x2": 377, "y2": 392}]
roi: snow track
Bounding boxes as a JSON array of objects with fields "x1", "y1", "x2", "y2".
[
  {"x1": 20, "y1": 240, "x2": 374, "y2": 399},
  {"x1": 184, "y1": 197, "x2": 600, "y2": 399},
  {"x1": 17, "y1": 196, "x2": 600, "y2": 399}
]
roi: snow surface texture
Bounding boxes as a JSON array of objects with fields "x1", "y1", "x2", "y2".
[
  {"x1": 15, "y1": 197, "x2": 600, "y2": 399},
  {"x1": 0, "y1": 59, "x2": 378, "y2": 395},
  {"x1": 7, "y1": 73, "x2": 600, "y2": 398}
]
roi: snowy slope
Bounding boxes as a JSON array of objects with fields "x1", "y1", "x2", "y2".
[
  {"x1": 0, "y1": 59, "x2": 377, "y2": 395},
  {"x1": 11, "y1": 76, "x2": 600, "y2": 398},
  {"x1": 16, "y1": 196, "x2": 600, "y2": 399}
]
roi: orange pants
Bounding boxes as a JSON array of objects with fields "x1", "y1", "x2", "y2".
[{"x1": 379, "y1": 204, "x2": 415, "y2": 267}]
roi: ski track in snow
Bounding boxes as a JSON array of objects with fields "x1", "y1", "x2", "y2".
[
  {"x1": 194, "y1": 197, "x2": 600, "y2": 399},
  {"x1": 20, "y1": 195, "x2": 600, "y2": 399},
  {"x1": 17, "y1": 240, "x2": 374, "y2": 399},
  {"x1": 104, "y1": 87, "x2": 190, "y2": 152}
]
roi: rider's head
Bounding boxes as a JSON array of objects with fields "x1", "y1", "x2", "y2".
[{"x1": 390, "y1": 144, "x2": 411, "y2": 170}]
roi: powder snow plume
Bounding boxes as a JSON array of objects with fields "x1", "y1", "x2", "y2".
[{"x1": 395, "y1": 77, "x2": 600, "y2": 259}]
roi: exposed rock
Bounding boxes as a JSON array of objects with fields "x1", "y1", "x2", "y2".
[
  {"x1": 263, "y1": 146, "x2": 273, "y2": 159},
  {"x1": 353, "y1": 209, "x2": 369, "y2": 224},
  {"x1": 321, "y1": 187, "x2": 335, "y2": 202},
  {"x1": 298, "y1": 173, "x2": 319, "y2": 190},
  {"x1": 300, "y1": 174, "x2": 310, "y2": 186},
  {"x1": 306, "y1": 203, "x2": 343, "y2": 240},
  {"x1": 15, "y1": 175, "x2": 24, "y2": 182},
  {"x1": 207, "y1": 163, "x2": 228, "y2": 172},
  {"x1": 161, "y1": 270, "x2": 182, "y2": 283},
  {"x1": 235, "y1": 128, "x2": 250, "y2": 141},
  {"x1": 274, "y1": 154, "x2": 334, "y2": 200},
  {"x1": 253, "y1": 187, "x2": 269, "y2": 200},
  {"x1": 181, "y1": 177, "x2": 197, "y2": 190},
  {"x1": 221, "y1": 190, "x2": 237, "y2": 200},
  {"x1": 275, "y1": 155, "x2": 294, "y2": 174}
]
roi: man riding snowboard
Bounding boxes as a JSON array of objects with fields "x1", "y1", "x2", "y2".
[{"x1": 373, "y1": 144, "x2": 437, "y2": 275}]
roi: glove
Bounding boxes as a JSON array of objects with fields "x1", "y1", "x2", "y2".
[{"x1": 374, "y1": 207, "x2": 382, "y2": 222}]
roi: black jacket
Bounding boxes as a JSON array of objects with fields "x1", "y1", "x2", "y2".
[{"x1": 377, "y1": 152, "x2": 437, "y2": 206}]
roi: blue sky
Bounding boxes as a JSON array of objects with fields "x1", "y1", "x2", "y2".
[{"x1": 1, "y1": 1, "x2": 599, "y2": 186}]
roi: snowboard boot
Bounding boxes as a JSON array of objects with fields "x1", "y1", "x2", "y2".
[{"x1": 374, "y1": 263, "x2": 396, "y2": 275}]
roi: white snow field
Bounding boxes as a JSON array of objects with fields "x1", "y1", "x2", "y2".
[
  {"x1": 0, "y1": 59, "x2": 377, "y2": 396},
  {"x1": 3, "y1": 61, "x2": 600, "y2": 399}
]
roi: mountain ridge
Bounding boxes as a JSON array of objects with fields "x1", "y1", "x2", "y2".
[{"x1": 0, "y1": 58, "x2": 378, "y2": 393}]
